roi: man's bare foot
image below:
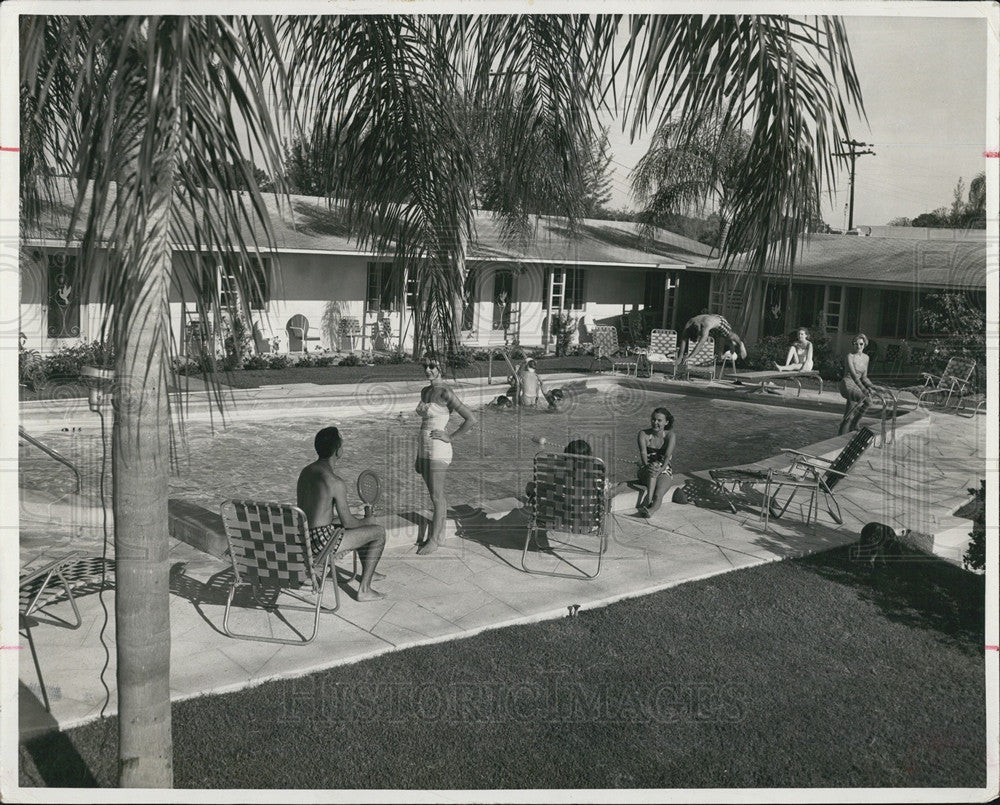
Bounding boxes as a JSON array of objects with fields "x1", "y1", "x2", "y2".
[
  {"x1": 646, "y1": 498, "x2": 663, "y2": 515},
  {"x1": 416, "y1": 538, "x2": 442, "y2": 555},
  {"x1": 356, "y1": 587, "x2": 386, "y2": 601}
]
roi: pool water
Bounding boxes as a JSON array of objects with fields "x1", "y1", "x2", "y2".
[{"x1": 20, "y1": 385, "x2": 842, "y2": 518}]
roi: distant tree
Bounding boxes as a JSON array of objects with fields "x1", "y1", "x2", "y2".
[
  {"x1": 887, "y1": 216, "x2": 911, "y2": 227},
  {"x1": 912, "y1": 207, "x2": 951, "y2": 228},
  {"x1": 908, "y1": 174, "x2": 986, "y2": 229}
]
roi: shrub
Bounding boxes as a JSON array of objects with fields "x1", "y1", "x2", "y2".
[
  {"x1": 221, "y1": 313, "x2": 252, "y2": 368},
  {"x1": 551, "y1": 314, "x2": 576, "y2": 357},
  {"x1": 962, "y1": 480, "x2": 986, "y2": 571},
  {"x1": 371, "y1": 352, "x2": 410, "y2": 365},
  {"x1": 914, "y1": 293, "x2": 986, "y2": 385},
  {"x1": 37, "y1": 340, "x2": 117, "y2": 380},
  {"x1": 243, "y1": 354, "x2": 270, "y2": 370},
  {"x1": 174, "y1": 354, "x2": 215, "y2": 376},
  {"x1": 446, "y1": 347, "x2": 477, "y2": 369},
  {"x1": 19, "y1": 346, "x2": 45, "y2": 390},
  {"x1": 266, "y1": 353, "x2": 293, "y2": 370},
  {"x1": 338, "y1": 353, "x2": 364, "y2": 367}
]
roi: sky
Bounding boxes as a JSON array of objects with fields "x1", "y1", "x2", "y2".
[{"x1": 601, "y1": 12, "x2": 991, "y2": 228}]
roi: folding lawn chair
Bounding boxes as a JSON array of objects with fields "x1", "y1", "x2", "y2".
[
  {"x1": 522, "y1": 452, "x2": 609, "y2": 580},
  {"x1": 637, "y1": 329, "x2": 677, "y2": 378},
  {"x1": 219, "y1": 500, "x2": 343, "y2": 645},
  {"x1": 590, "y1": 325, "x2": 638, "y2": 376},
  {"x1": 675, "y1": 336, "x2": 716, "y2": 381},
  {"x1": 900, "y1": 356, "x2": 976, "y2": 410},
  {"x1": 20, "y1": 553, "x2": 114, "y2": 709},
  {"x1": 709, "y1": 426, "x2": 877, "y2": 528}
]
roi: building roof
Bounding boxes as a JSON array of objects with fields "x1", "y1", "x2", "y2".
[
  {"x1": 25, "y1": 178, "x2": 713, "y2": 269},
  {"x1": 697, "y1": 231, "x2": 988, "y2": 290}
]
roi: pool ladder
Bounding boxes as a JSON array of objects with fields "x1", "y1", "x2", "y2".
[
  {"x1": 18, "y1": 426, "x2": 82, "y2": 493},
  {"x1": 487, "y1": 347, "x2": 521, "y2": 398},
  {"x1": 871, "y1": 387, "x2": 899, "y2": 447}
]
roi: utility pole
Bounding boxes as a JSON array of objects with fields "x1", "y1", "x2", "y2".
[{"x1": 834, "y1": 139, "x2": 875, "y2": 231}]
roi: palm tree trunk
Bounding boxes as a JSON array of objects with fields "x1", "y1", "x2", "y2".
[{"x1": 112, "y1": 203, "x2": 174, "y2": 788}]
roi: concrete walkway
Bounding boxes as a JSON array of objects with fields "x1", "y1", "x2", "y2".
[{"x1": 17, "y1": 374, "x2": 990, "y2": 740}]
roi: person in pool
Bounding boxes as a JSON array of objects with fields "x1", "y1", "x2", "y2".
[
  {"x1": 296, "y1": 426, "x2": 386, "y2": 601},
  {"x1": 518, "y1": 358, "x2": 548, "y2": 407},
  {"x1": 775, "y1": 328, "x2": 815, "y2": 372},
  {"x1": 414, "y1": 355, "x2": 476, "y2": 555},
  {"x1": 636, "y1": 407, "x2": 676, "y2": 517},
  {"x1": 838, "y1": 333, "x2": 882, "y2": 435}
]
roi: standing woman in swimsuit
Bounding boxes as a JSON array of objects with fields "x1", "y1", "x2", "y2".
[
  {"x1": 414, "y1": 356, "x2": 476, "y2": 554},
  {"x1": 838, "y1": 333, "x2": 878, "y2": 435}
]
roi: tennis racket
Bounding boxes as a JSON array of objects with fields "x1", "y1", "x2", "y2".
[{"x1": 357, "y1": 469, "x2": 381, "y2": 516}]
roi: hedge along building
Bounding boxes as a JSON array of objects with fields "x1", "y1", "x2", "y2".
[
  {"x1": 691, "y1": 225, "x2": 989, "y2": 368},
  {"x1": 19, "y1": 181, "x2": 715, "y2": 356}
]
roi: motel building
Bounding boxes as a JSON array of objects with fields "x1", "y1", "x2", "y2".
[{"x1": 21, "y1": 183, "x2": 987, "y2": 370}]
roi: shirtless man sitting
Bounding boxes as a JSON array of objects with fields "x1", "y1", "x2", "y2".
[
  {"x1": 297, "y1": 426, "x2": 386, "y2": 601},
  {"x1": 678, "y1": 313, "x2": 748, "y2": 365}
]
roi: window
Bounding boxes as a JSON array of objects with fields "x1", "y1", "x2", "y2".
[
  {"x1": 791, "y1": 283, "x2": 825, "y2": 331},
  {"x1": 366, "y1": 262, "x2": 401, "y2": 312},
  {"x1": 879, "y1": 290, "x2": 913, "y2": 338},
  {"x1": 200, "y1": 255, "x2": 269, "y2": 311},
  {"x1": 843, "y1": 287, "x2": 862, "y2": 334},
  {"x1": 461, "y1": 271, "x2": 476, "y2": 331},
  {"x1": 543, "y1": 266, "x2": 585, "y2": 311}
]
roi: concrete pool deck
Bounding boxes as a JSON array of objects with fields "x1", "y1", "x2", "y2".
[{"x1": 16, "y1": 373, "x2": 990, "y2": 740}]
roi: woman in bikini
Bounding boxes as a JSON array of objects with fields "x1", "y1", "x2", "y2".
[
  {"x1": 636, "y1": 407, "x2": 676, "y2": 517},
  {"x1": 775, "y1": 328, "x2": 814, "y2": 372},
  {"x1": 414, "y1": 356, "x2": 475, "y2": 554}
]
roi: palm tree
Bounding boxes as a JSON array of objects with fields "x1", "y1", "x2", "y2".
[{"x1": 21, "y1": 13, "x2": 862, "y2": 787}]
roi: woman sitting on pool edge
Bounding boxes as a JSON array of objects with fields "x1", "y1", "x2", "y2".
[
  {"x1": 637, "y1": 407, "x2": 676, "y2": 517},
  {"x1": 838, "y1": 333, "x2": 883, "y2": 435},
  {"x1": 775, "y1": 328, "x2": 814, "y2": 372},
  {"x1": 415, "y1": 355, "x2": 476, "y2": 555}
]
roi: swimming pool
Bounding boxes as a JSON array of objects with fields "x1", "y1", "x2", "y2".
[{"x1": 20, "y1": 380, "x2": 843, "y2": 523}]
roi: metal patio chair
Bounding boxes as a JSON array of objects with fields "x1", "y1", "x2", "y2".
[
  {"x1": 286, "y1": 314, "x2": 322, "y2": 353},
  {"x1": 590, "y1": 325, "x2": 638, "y2": 376},
  {"x1": 637, "y1": 329, "x2": 678, "y2": 378},
  {"x1": 521, "y1": 452, "x2": 609, "y2": 580},
  {"x1": 219, "y1": 500, "x2": 343, "y2": 645},
  {"x1": 900, "y1": 356, "x2": 976, "y2": 410},
  {"x1": 675, "y1": 336, "x2": 716, "y2": 381},
  {"x1": 20, "y1": 553, "x2": 114, "y2": 709},
  {"x1": 709, "y1": 426, "x2": 877, "y2": 528}
]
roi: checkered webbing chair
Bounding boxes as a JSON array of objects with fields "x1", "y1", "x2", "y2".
[
  {"x1": 901, "y1": 356, "x2": 976, "y2": 409},
  {"x1": 521, "y1": 452, "x2": 609, "y2": 580},
  {"x1": 220, "y1": 500, "x2": 342, "y2": 645},
  {"x1": 676, "y1": 336, "x2": 716, "y2": 381},
  {"x1": 638, "y1": 329, "x2": 677, "y2": 378},
  {"x1": 590, "y1": 325, "x2": 638, "y2": 376}
]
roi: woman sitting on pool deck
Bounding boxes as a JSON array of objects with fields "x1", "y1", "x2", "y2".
[
  {"x1": 637, "y1": 407, "x2": 676, "y2": 517},
  {"x1": 415, "y1": 355, "x2": 476, "y2": 555},
  {"x1": 775, "y1": 328, "x2": 814, "y2": 372}
]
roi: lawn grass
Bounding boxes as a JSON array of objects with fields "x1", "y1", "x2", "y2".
[{"x1": 19, "y1": 545, "x2": 985, "y2": 790}]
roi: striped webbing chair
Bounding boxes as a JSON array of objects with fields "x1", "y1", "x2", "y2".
[
  {"x1": 590, "y1": 325, "x2": 638, "y2": 376},
  {"x1": 638, "y1": 329, "x2": 678, "y2": 378},
  {"x1": 521, "y1": 452, "x2": 609, "y2": 580},
  {"x1": 676, "y1": 337, "x2": 716, "y2": 381},
  {"x1": 901, "y1": 356, "x2": 976, "y2": 409},
  {"x1": 220, "y1": 500, "x2": 342, "y2": 645}
]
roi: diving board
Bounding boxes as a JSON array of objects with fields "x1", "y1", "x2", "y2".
[{"x1": 729, "y1": 369, "x2": 824, "y2": 397}]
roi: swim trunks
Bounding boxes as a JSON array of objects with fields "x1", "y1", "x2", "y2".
[{"x1": 308, "y1": 523, "x2": 345, "y2": 556}]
